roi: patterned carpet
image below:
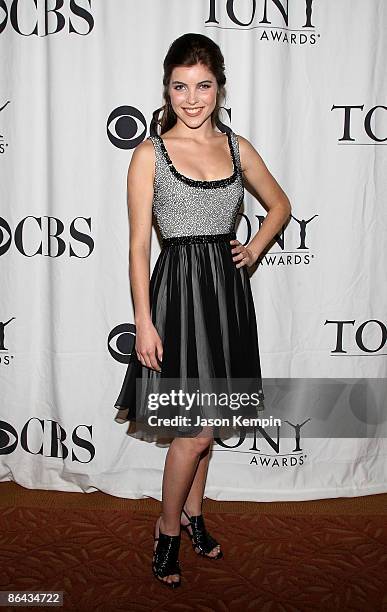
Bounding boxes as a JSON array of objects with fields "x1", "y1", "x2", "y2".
[{"x1": 0, "y1": 483, "x2": 386, "y2": 611}]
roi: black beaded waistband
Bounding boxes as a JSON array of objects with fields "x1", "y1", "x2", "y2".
[{"x1": 162, "y1": 231, "x2": 236, "y2": 247}]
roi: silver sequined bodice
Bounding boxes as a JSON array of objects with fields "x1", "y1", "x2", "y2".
[{"x1": 148, "y1": 129, "x2": 244, "y2": 238}]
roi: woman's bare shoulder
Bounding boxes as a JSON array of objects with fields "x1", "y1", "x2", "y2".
[
  {"x1": 233, "y1": 133, "x2": 254, "y2": 152},
  {"x1": 233, "y1": 133, "x2": 265, "y2": 170},
  {"x1": 132, "y1": 136, "x2": 155, "y2": 157},
  {"x1": 128, "y1": 137, "x2": 155, "y2": 171}
]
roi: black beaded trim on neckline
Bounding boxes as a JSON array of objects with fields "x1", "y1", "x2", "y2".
[
  {"x1": 156, "y1": 131, "x2": 239, "y2": 189},
  {"x1": 162, "y1": 230, "x2": 236, "y2": 246}
]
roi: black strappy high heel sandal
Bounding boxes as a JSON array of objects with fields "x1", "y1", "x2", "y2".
[
  {"x1": 181, "y1": 509, "x2": 223, "y2": 560},
  {"x1": 152, "y1": 520, "x2": 182, "y2": 588}
]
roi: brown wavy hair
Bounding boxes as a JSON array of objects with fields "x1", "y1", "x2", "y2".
[{"x1": 151, "y1": 33, "x2": 226, "y2": 136}]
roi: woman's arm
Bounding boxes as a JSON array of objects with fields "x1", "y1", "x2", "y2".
[
  {"x1": 127, "y1": 139, "x2": 163, "y2": 371},
  {"x1": 232, "y1": 135, "x2": 292, "y2": 267}
]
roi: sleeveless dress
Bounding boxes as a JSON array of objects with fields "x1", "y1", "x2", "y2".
[{"x1": 114, "y1": 128, "x2": 265, "y2": 440}]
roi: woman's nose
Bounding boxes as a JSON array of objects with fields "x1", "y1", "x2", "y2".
[{"x1": 186, "y1": 89, "x2": 198, "y2": 104}]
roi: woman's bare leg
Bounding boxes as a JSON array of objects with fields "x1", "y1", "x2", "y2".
[
  {"x1": 154, "y1": 431, "x2": 213, "y2": 584},
  {"x1": 182, "y1": 442, "x2": 210, "y2": 515},
  {"x1": 180, "y1": 438, "x2": 221, "y2": 558}
]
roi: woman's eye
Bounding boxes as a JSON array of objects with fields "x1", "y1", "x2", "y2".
[{"x1": 173, "y1": 84, "x2": 211, "y2": 91}]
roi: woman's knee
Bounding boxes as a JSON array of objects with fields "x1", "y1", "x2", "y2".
[
  {"x1": 174, "y1": 433, "x2": 212, "y2": 455},
  {"x1": 191, "y1": 430, "x2": 213, "y2": 454}
]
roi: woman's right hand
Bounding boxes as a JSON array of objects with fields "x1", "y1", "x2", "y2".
[{"x1": 135, "y1": 320, "x2": 163, "y2": 372}]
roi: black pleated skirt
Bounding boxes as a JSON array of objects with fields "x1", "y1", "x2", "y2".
[{"x1": 114, "y1": 230, "x2": 265, "y2": 440}]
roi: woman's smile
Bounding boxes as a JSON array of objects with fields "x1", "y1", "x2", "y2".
[{"x1": 182, "y1": 107, "x2": 204, "y2": 117}]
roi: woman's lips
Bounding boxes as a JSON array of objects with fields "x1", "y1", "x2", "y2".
[{"x1": 182, "y1": 107, "x2": 204, "y2": 116}]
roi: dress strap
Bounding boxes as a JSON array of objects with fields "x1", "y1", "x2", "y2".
[
  {"x1": 147, "y1": 135, "x2": 166, "y2": 187},
  {"x1": 148, "y1": 134, "x2": 163, "y2": 161},
  {"x1": 228, "y1": 130, "x2": 242, "y2": 175}
]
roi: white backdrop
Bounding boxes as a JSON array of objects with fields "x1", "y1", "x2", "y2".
[{"x1": 1, "y1": 1, "x2": 386, "y2": 501}]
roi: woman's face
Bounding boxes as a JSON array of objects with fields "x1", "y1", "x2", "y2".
[{"x1": 168, "y1": 62, "x2": 218, "y2": 129}]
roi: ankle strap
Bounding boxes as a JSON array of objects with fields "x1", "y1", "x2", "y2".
[
  {"x1": 183, "y1": 509, "x2": 202, "y2": 521},
  {"x1": 159, "y1": 529, "x2": 181, "y2": 542}
]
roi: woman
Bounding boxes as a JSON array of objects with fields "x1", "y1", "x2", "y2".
[{"x1": 114, "y1": 33, "x2": 291, "y2": 588}]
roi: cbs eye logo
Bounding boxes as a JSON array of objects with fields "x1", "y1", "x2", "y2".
[
  {"x1": 107, "y1": 106, "x2": 148, "y2": 150},
  {"x1": 108, "y1": 323, "x2": 137, "y2": 363},
  {"x1": 0, "y1": 217, "x2": 12, "y2": 255},
  {"x1": 0, "y1": 421, "x2": 17, "y2": 455}
]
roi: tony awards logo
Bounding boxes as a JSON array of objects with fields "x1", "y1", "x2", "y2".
[{"x1": 205, "y1": 0, "x2": 319, "y2": 44}]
